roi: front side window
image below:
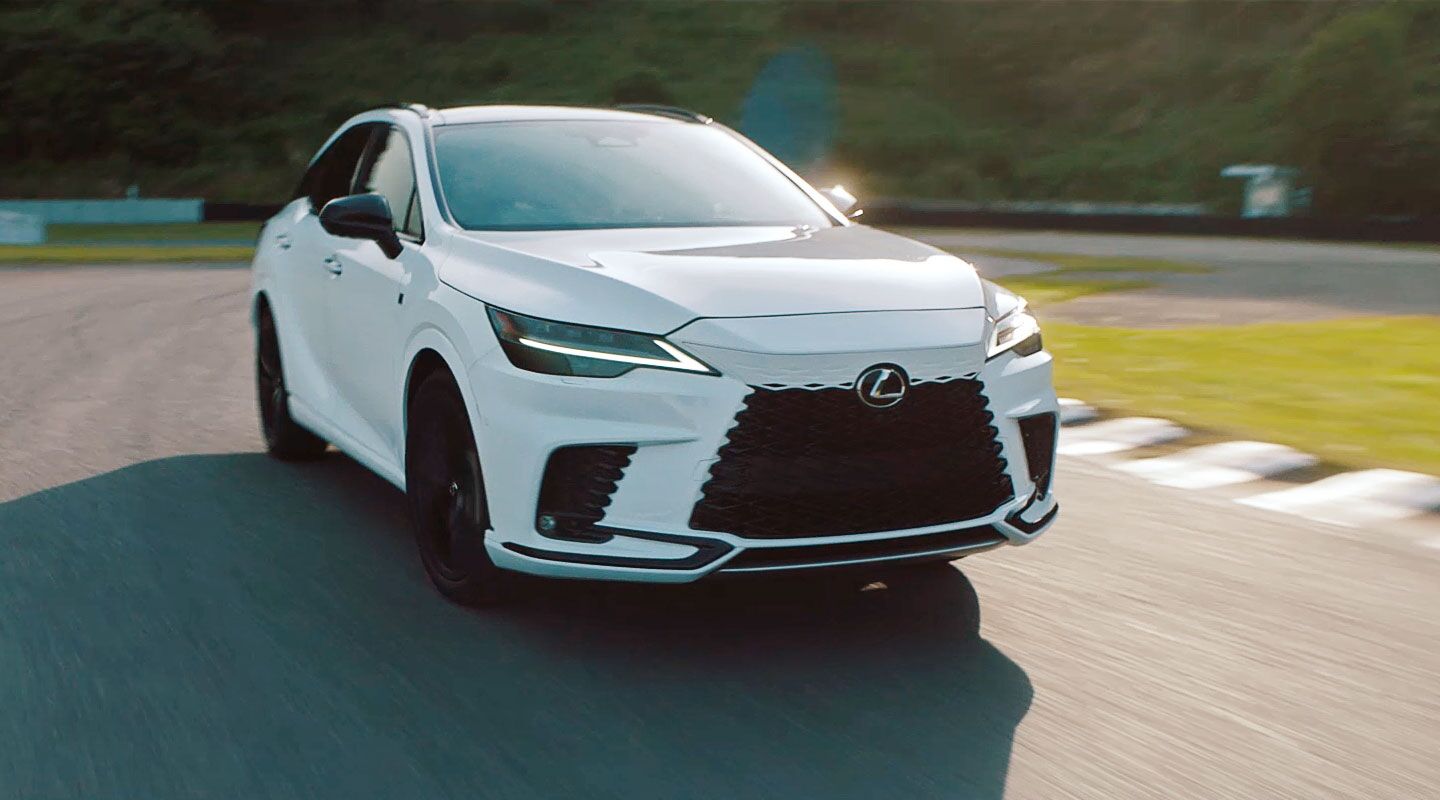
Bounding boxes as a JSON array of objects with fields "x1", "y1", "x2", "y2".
[
  {"x1": 433, "y1": 120, "x2": 834, "y2": 231},
  {"x1": 356, "y1": 128, "x2": 422, "y2": 239},
  {"x1": 296, "y1": 124, "x2": 376, "y2": 211}
]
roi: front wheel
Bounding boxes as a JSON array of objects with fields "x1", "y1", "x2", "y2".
[{"x1": 405, "y1": 371, "x2": 508, "y2": 606}]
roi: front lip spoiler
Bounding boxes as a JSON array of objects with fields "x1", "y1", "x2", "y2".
[
  {"x1": 716, "y1": 527, "x2": 1007, "y2": 575},
  {"x1": 502, "y1": 516, "x2": 1031, "y2": 574},
  {"x1": 502, "y1": 527, "x2": 733, "y2": 571},
  {"x1": 1005, "y1": 500, "x2": 1058, "y2": 535}
]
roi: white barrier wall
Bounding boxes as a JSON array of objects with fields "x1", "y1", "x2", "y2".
[
  {"x1": 0, "y1": 199, "x2": 203, "y2": 224},
  {"x1": 0, "y1": 211, "x2": 46, "y2": 243}
]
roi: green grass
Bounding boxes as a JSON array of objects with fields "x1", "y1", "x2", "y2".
[
  {"x1": 934, "y1": 245, "x2": 1208, "y2": 307},
  {"x1": 953, "y1": 246, "x2": 1203, "y2": 308},
  {"x1": 1373, "y1": 241, "x2": 1440, "y2": 253},
  {"x1": 48, "y1": 222, "x2": 261, "y2": 243},
  {"x1": 988, "y1": 251, "x2": 1439, "y2": 473},
  {"x1": 1045, "y1": 316, "x2": 1440, "y2": 474},
  {"x1": 0, "y1": 245, "x2": 253, "y2": 263},
  {"x1": 995, "y1": 275, "x2": 1153, "y2": 307},
  {"x1": 957, "y1": 247, "x2": 1212, "y2": 274},
  {"x1": 0, "y1": 223, "x2": 259, "y2": 264},
  {"x1": 906, "y1": 225, "x2": 1440, "y2": 255}
]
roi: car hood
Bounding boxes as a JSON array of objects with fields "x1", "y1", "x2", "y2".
[{"x1": 440, "y1": 224, "x2": 986, "y2": 333}]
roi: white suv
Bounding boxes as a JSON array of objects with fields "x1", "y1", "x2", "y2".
[{"x1": 250, "y1": 103, "x2": 1059, "y2": 605}]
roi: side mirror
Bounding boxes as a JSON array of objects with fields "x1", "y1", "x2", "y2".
[
  {"x1": 318, "y1": 193, "x2": 403, "y2": 259},
  {"x1": 819, "y1": 185, "x2": 862, "y2": 218}
]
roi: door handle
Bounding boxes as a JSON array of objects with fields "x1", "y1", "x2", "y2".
[
  {"x1": 275, "y1": 234, "x2": 291, "y2": 250},
  {"x1": 323, "y1": 256, "x2": 343, "y2": 276}
]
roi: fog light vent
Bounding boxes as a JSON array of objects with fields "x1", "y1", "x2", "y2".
[
  {"x1": 1018, "y1": 413, "x2": 1058, "y2": 498},
  {"x1": 536, "y1": 445, "x2": 637, "y2": 542}
]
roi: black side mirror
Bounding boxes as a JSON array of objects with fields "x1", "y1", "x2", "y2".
[{"x1": 318, "y1": 193, "x2": 403, "y2": 259}]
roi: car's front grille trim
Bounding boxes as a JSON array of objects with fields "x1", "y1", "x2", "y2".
[
  {"x1": 719, "y1": 525, "x2": 1007, "y2": 572},
  {"x1": 690, "y1": 377, "x2": 1015, "y2": 539}
]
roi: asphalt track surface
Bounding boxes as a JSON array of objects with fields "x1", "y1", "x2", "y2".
[{"x1": 2, "y1": 262, "x2": 1438, "y2": 799}]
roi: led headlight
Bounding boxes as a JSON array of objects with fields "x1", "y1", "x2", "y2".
[
  {"x1": 987, "y1": 302, "x2": 1043, "y2": 359},
  {"x1": 487, "y1": 307, "x2": 715, "y2": 378}
]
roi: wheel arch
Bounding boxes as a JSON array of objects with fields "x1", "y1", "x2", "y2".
[
  {"x1": 252, "y1": 290, "x2": 271, "y2": 326},
  {"x1": 405, "y1": 349, "x2": 450, "y2": 423},
  {"x1": 400, "y1": 327, "x2": 483, "y2": 469}
]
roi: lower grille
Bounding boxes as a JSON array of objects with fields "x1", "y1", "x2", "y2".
[
  {"x1": 1019, "y1": 413, "x2": 1058, "y2": 498},
  {"x1": 691, "y1": 379, "x2": 1014, "y2": 539},
  {"x1": 536, "y1": 445, "x2": 636, "y2": 542},
  {"x1": 720, "y1": 526, "x2": 1006, "y2": 572}
]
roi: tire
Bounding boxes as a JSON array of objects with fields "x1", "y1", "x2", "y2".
[
  {"x1": 256, "y1": 307, "x2": 328, "y2": 461},
  {"x1": 405, "y1": 370, "x2": 508, "y2": 606}
]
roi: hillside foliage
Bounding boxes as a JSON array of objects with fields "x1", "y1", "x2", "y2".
[{"x1": 2, "y1": 0, "x2": 1437, "y2": 215}]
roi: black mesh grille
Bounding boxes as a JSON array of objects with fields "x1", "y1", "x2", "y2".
[
  {"x1": 720, "y1": 526, "x2": 1006, "y2": 572},
  {"x1": 1019, "y1": 413, "x2": 1058, "y2": 498},
  {"x1": 691, "y1": 379, "x2": 1014, "y2": 539},
  {"x1": 536, "y1": 445, "x2": 636, "y2": 542}
]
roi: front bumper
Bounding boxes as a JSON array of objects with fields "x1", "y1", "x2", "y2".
[{"x1": 468, "y1": 316, "x2": 1059, "y2": 584}]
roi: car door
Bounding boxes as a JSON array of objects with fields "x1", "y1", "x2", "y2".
[
  {"x1": 276, "y1": 123, "x2": 377, "y2": 420},
  {"x1": 323, "y1": 125, "x2": 433, "y2": 465}
]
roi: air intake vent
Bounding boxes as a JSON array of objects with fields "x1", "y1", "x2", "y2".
[
  {"x1": 536, "y1": 445, "x2": 636, "y2": 542},
  {"x1": 1018, "y1": 413, "x2": 1058, "y2": 498}
]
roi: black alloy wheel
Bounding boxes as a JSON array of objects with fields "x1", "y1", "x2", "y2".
[
  {"x1": 256, "y1": 307, "x2": 327, "y2": 460},
  {"x1": 406, "y1": 371, "x2": 507, "y2": 605}
]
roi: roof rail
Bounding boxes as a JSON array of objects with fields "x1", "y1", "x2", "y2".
[
  {"x1": 615, "y1": 104, "x2": 713, "y2": 124},
  {"x1": 384, "y1": 102, "x2": 432, "y2": 117}
]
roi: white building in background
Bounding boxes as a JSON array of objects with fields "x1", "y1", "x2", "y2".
[{"x1": 1221, "y1": 164, "x2": 1303, "y2": 218}]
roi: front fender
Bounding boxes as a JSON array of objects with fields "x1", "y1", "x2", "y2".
[{"x1": 397, "y1": 285, "x2": 503, "y2": 483}]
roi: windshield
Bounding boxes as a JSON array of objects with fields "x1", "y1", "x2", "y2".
[{"x1": 433, "y1": 119, "x2": 835, "y2": 231}]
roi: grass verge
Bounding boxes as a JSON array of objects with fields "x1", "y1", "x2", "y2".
[
  {"x1": 996, "y1": 275, "x2": 1153, "y2": 307},
  {"x1": 945, "y1": 244, "x2": 1208, "y2": 307},
  {"x1": 2, "y1": 222, "x2": 260, "y2": 263},
  {"x1": 0, "y1": 245, "x2": 253, "y2": 263},
  {"x1": 957, "y1": 247, "x2": 1211, "y2": 274},
  {"x1": 901, "y1": 226, "x2": 1440, "y2": 255},
  {"x1": 1044, "y1": 316, "x2": 1440, "y2": 474},
  {"x1": 48, "y1": 222, "x2": 262, "y2": 243}
]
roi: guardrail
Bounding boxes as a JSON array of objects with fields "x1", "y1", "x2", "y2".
[
  {"x1": 862, "y1": 200, "x2": 1440, "y2": 243},
  {"x1": 205, "y1": 202, "x2": 283, "y2": 222},
  {"x1": 2, "y1": 199, "x2": 202, "y2": 224}
]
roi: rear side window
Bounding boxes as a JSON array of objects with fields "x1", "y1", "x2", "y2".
[
  {"x1": 356, "y1": 128, "x2": 422, "y2": 239},
  {"x1": 296, "y1": 124, "x2": 376, "y2": 211}
]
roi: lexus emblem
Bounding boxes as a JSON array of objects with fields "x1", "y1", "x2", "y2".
[{"x1": 855, "y1": 364, "x2": 909, "y2": 409}]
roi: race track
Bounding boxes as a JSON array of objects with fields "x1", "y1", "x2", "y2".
[
  {"x1": 915, "y1": 229, "x2": 1440, "y2": 326},
  {"x1": 2, "y1": 263, "x2": 1437, "y2": 799}
]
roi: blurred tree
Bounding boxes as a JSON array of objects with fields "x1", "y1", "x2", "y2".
[
  {"x1": 0, "y1": 0, "x2": 226, "y2": 169},
  {"x1": 610, "y1": 72, "x2": 675, "y2": 105},
  {"x1": 1276, "y1": 8, "x2": 1411, "y2": 214},
  {"x1": 0, "y1": 0, "x2": 1435, "y2": 214}
]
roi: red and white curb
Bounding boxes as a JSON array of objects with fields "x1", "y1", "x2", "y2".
[
  {"x1": 1118, "y1": 441, "x2": 1317, "y2": 490},
  {"x1": 1057, "y1": 416, "x2": 1187, "y2": 456},
  {"x1": 1058, "y1": 397, "x2": 1098, "y2": 425},
  {"x1": 1056, "y1": 398, "x2": 1440, "y2": 535},
  {"x1": 1238, "y1": 469, "x2": 1440, "y2": 528}
]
